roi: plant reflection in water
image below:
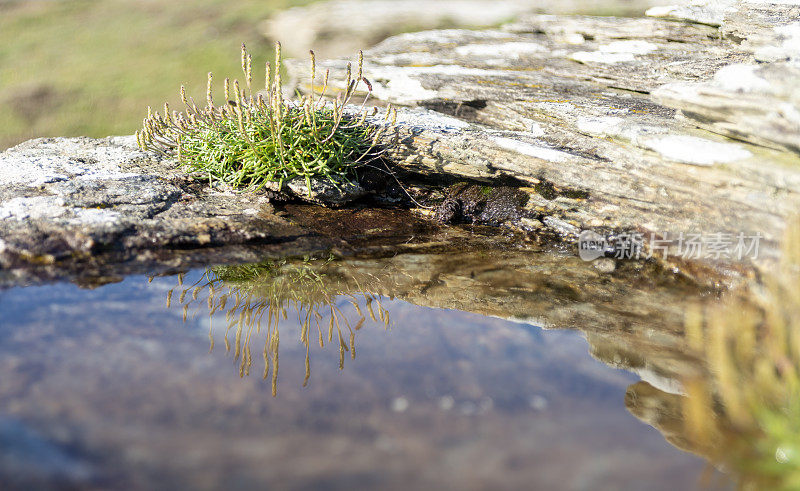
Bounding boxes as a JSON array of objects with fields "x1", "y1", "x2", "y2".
[
  {"x1": 153, "y1": 225, "x2": 800, "y2": 487},
  {"x1": 164, "y1": 256, "x2": 391, "y2": 396},
  {"x1": 680, "y1": 219, "x2": 800, "y2": 490}
]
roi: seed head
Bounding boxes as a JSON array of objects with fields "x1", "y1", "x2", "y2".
[
  {"x1": 234, "y1": 79, "x2": 242, "y2": 107},
  {"x1": 241, "y1": 43, "x2": 247, "y2": 77},
  {"x1": 207, "y1": 72, "x2": 213, "y2": 108},
  {"x1": 309, "y1": 50, "x2": 316, "y2": 86},
  {"x1": 246, "y1": 54, "x2": 252, "y2": 92}
]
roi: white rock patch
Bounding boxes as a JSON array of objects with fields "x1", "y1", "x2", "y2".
[
  {"x1": 603, "y1": 40, "x2": 660, "y2": 55},
  {"x1": 68, "y1": 208, "x2": 121, "y2": 225},
  {"x1": 645, "y1": 0, "x2": 738, "y2": 26},
  {"x1": 576, "y1": 116, "x2": 626, "y2": 136},
  {"x1": 0, "y1": 196, "x2": 67, "y2": 221},
  {"x1": 643, "y1": 135, "x2": 752, "y2": 166},
  {"x1": 455, "y1": 42, "x2": 546, "y2": 58},
  {"x1": 526, "y1": 120, "x2": 546, "y2": 137},
  {"x1": 373, "y1": 72, "x2": 438, "y2": 104},
  {"x1": 571, "y1": 40, "x2": 658, "y2": 64},
  {"x1": 577, "y1": 116, "x2": 669, "y2": 143},
  {"x1": 391, "y1": 107, "x2": 472, "y2": 132},
  {"x1": 754, "y1": 22, "x2": 800, "y2": 62},
  {"x1": 632, "y1": 367, "x2": 685, "y2": 396},
  {"x1": 571, "y1": 51, "x2": 636, "y2": 64},
  {"x1": 492, "y1": 136, "x2": 572, "y2": 163},
  {"x1": 713, "y1": 64, "x2": 773, "y2": 93},
  {"x1": 369, "y1": 65, "x2": 514, "y2": 103}
]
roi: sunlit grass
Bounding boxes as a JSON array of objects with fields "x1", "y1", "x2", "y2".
[{"x1": 139, "y1": 43, "x2": 394, "y2": 191}]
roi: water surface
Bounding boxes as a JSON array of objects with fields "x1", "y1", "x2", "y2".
[{"x1": 0, "y1": 255, "x2": 729, "y2": 490}]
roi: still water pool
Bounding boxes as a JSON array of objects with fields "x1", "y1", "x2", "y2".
[{"x1": 0, "y1": 252, "x2": 726, "y2": 490}]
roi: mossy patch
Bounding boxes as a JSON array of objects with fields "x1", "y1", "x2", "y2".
[{"x1": 138, "y1": 43, "x2": 396, "y2": 192}]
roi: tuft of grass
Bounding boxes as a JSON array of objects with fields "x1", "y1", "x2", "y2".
[{"x1": 138, "y1": 42, "x2": 395, "y2": 192}]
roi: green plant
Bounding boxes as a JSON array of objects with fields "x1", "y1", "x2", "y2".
[{"x1": 137, "y1": 42, "x2": 396, "y2": 192}]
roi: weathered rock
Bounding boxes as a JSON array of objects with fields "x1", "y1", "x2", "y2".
[
  {"x1": 720, "y1": 2, "x2": 800, "y2": 61},
  {"x1": 653, "y1": 62, "x2": 800, "y2": 153},
  {"x1": 286, "y1": 2, "x2": 800, "y2": 271},
  {"x1": 262, "y1": 0, "x2": 684, "y2": 59},
  {"x1": 645, "y1": 0, "x2": 736, "y2": 26},
  {"x1": 650, "y1": 1, "x2": 800, "y2": 152},
  {"x1": 286, "y1": 175, "x2": 367, "y2": 206},
  {"x1": 0, "y1": 136, "x2": 321, "y2": 273}
]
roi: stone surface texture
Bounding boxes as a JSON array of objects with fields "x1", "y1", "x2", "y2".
[
  {"x1": 286, "y1": 0, "x2": 800, "y2": 268},
  {"x1": 285, "y1": 176, "x2": 367, "y2": 207},
  {"x1": 0, "y1": 136, "x2": 317, "y2": 272}
]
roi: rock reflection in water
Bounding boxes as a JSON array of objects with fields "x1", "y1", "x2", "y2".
[
  {"x1": 167, "y1": 257, "x2": 391, "y2": 395},
  {"x1": 165, "y1": 237, "x2": 800, "y2": 489},
  {"x1": 0, "y1": 244, "x2": 723, "y2": 489},
  {"x1": 166, "y1": 244, "x2": 706, "y2": 403}
]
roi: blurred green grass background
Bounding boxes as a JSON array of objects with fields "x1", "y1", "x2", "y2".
[{"x1": 0, "y1": 0, "x2": 311, "y2": 150}]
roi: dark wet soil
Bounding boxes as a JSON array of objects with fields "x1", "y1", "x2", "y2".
[{"x1": 433, "y1": 183, "x2": 531, "y2": 226}]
